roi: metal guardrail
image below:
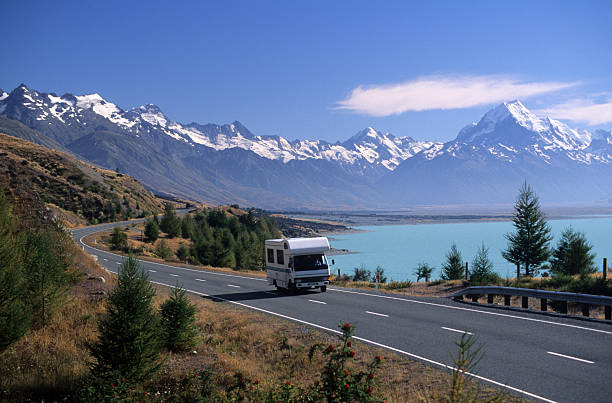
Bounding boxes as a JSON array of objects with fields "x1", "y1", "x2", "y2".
[{"x1": 450, "y1": 286, "x2": 612, "y2": 320}]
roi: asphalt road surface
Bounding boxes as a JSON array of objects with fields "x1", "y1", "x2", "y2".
[{"x1": 73, "y1": 219, "x2": 612, "y2": 403}]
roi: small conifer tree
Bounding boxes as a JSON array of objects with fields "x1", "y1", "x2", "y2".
[
  {"x1": 144, "y1": 219, "x2": 160, "y2": 243},
  {"x1": 160, "y1": 203, "x2": 181, "y2": 238},
  {"x1": 109, "y1": 226, "x2": 128, "y2": 250},
  {"x1": 22, "y1": 230, "x2": 72, "y2": 328},
  {"x1": 0, "y1": 192, "x2": 31, "y2": 352},
  {"x1": 442, "y1": 243, "x2": 464, "y2": 280},
  {"x1": 160, "y1": 285, "x2": 200, "y2": 352},
  {"x1": 549, "y1": 227, "x2": 596, "y2": 276},
  {"x1": 470, "y1": 244, "x2": 498, "y2": 285},
  {"x1": 89, "y1": 255, "x2": 162, "y2": 382},
  {"x1": 502, "y1": 182, "x2": 552, "y2": 277}
]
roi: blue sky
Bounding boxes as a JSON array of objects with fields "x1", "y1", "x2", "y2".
[{"x1": 2, "y1": 1, "x2": 611, "y2": 142}]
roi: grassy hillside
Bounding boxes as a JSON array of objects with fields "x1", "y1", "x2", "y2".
[{"x1": 0, "y1": 132, "x2": 166, "y2": 226}]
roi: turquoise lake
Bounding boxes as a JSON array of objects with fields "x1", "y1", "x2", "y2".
[{"x1": 329, "y1": 216, "x2": 612, "y2": 281}]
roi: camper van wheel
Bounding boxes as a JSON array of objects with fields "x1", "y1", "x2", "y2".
[
  {"x1": 288, "y1": 280, "x2": 297, "y2": 293},
  {"x1": 320, "y1": 286, "x2": 327, "y2": 292}
]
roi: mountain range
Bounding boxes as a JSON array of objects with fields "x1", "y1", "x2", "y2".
[{"x1": 1, "y1": 84, "x2": 611, "y2": 208}]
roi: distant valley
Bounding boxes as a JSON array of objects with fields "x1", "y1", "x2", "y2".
[{"x1": 1, "y1": 84, "x2": 611, "y2": 209}]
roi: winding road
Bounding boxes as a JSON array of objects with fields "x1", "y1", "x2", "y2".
[{"x1": 73, "y1": 219, "x2": 612, "y2": 403}]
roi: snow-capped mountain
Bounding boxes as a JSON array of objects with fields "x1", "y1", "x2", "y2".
[
  {"x1": 0, "y1": 84, "x2": 434, "y2": 176},
  {"x1": 1, "y1": 85, "x2": 611, "y2": 207},
  {"x1": 383, "y1": 100, "x2": 612, "y2": 204}
]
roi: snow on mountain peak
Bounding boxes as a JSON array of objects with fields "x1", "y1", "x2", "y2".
[{"x1": 134, "y1": 104, "x2": 168, "y2": 127}]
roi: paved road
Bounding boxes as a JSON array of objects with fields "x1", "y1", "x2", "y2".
[{"x1": 73, "y1": 220, "x2": 612, "y2": 403}]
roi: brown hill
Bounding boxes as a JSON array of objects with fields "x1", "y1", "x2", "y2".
[{"x1": 0, "y1": 132, "x2": 166, "y2": 226}]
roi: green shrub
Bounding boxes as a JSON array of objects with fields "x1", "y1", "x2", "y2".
[
  {"x1": 309, "y1": 323, "x2": 384, "y2": 402},
  {"x1": 154, "y1": 239, "x2": 173, "y2": 261},
  {"x1": 109, "y1": 227, "x2": 128, "y2": 250},
  {"x1": 414, "y1": 262, "x2": 434, "y2": 282},
  {"x1": 352, "y1": 265, "x2": 372, "y2": 282}
]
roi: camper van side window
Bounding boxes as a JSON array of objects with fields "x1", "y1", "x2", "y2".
[
  {"x1": 276, "y1": 250, "x2": 284, "y2": 265},
  {"x1": 267, "y1": 248, "x2": 275, "y2": 263}
]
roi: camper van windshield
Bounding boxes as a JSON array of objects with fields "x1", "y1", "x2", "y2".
[{"x1": 293, "y1": 254, "x2": 327, "y2": 271}]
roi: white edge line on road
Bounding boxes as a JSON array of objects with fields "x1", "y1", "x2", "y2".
[
  {"x1": 547, "y1": 351, "x2": 594, "y2": 364},
  {"x1": 442, "y1": 326, "x2": 473, "y2": 335},
  {"x1": 308, "y1": 299, "x2": 327, "y2": 305},
  {"x1": 196, "y1": 278, "x2": 206, "y2": 282},
  {"x1": 366, "y1": 311, "x2": 389, "y2": 317},
  {"x1": 328, "y1": 288, "x2": 612, "y2": 335},
  {"x1": 227, "y1": 284, "x2": 240, "y2": 288},
  {"x1": 147, "y1": 279, "x2": 557, "y2": 403}
]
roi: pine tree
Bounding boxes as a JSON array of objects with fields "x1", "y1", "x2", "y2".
[
  {"x1": 160, "y1": 286, "x2": 200, "y2": 352},
  {"x1": 441, "y1": 243, "x2": 464, "y2": 280},
  {"x1": 109, "y1": 226, "x2": 128, "y2": 250},
  {"x1": 160, "y1": 203, "x2": 181, "y2": 238},
  {"x1": 470, "y1": 244, "x2": 498, "y2": 285},
  {"x1": 502, "y1": 182, "x2": 552, "y2": 277},
  {"x1": 89, "y1": 255, "x2": 162, "y2": 382},
  {"x1": 22, "y1": 230, "x2": 71, "y2": 328},
  {"x1": 549, "y1": 227, "x2": 596, "y2": 276},
  {"x1": 0, "y1": 192, "x2": 31, "y2": 352},
  {"x1": 144, "y1": 219, "x2": 160, "y2": 243}
]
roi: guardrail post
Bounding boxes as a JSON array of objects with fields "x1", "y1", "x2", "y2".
[
  {"x1": 471, "y1": 294, "x2": 478, "y2": 302},
  {"x1": 604, "y1": 258, "x2": 607, "y2": 280},
  {"x1": 504, "y1": 295, "x2": 511, "y2": 306},
  {"x1": 560, "y1": 301, "x2": 568, "y2": 314},
  {"x1": 540, "y1": 298, "x2": 547, "y2": 311},
  {"x1": 582, "y1": 304, "x2": 590, "y2": 317},
  {"x1": 487, "y1": 294, "x2": 494, "y2": 304},
  {"x1": 521, "y1": 296, "x2": 528, "y2": 309},
  {"x1": 606, "y1": 306, "x2": 611, "y2": 320}
]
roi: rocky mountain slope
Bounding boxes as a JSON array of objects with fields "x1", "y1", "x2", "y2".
[{"x1": 0, "y1": 132, "x2": 165, "y2": 225}]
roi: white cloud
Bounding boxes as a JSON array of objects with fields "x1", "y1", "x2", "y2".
[
  {"x1": 335, "y1": 75, "x2": 578, "y2": 117},
  {"x1": 536, "y1": 98, "x2": 612, "y2": 126}
]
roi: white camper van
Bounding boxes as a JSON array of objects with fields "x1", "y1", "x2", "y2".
[{"x1": 265, "y1": 237, "x2": 331, "y2": 292}]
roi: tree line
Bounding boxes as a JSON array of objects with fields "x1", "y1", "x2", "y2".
[{"x1": 110, "y1": 204, "x2": 283, "y2": 270}]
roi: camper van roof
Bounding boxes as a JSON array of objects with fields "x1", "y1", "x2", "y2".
[{"x1": 266, "y1": 237, "x2": 330, "y2": 254}]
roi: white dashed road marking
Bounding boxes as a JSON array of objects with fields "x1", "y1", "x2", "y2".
[
  {"x1": 365, "y1": 311, "x2": 389, "y2": 317},
  {"x1": 227, "y1": 284, "x2": 240, "y2": 288},
  {"x1": 169, "y1": 274, "x2": 179, "y2": 277},
  {"x1": 196, "y1": 278, "x2": 206, "y2": 282},
  {"x1": 442, "y1": 326, "x2": 473, "y2": 335},
  {"x1": 308, "y1": 299, "x2": 327, "y2": 305},
  {"x1": 547, "y1": 351, "x2": 594, "y2": 364}
]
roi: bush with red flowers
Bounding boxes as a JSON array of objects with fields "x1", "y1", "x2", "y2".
[{"x1": 308, "y1": 322, "x2": 384, "y2": 402}]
